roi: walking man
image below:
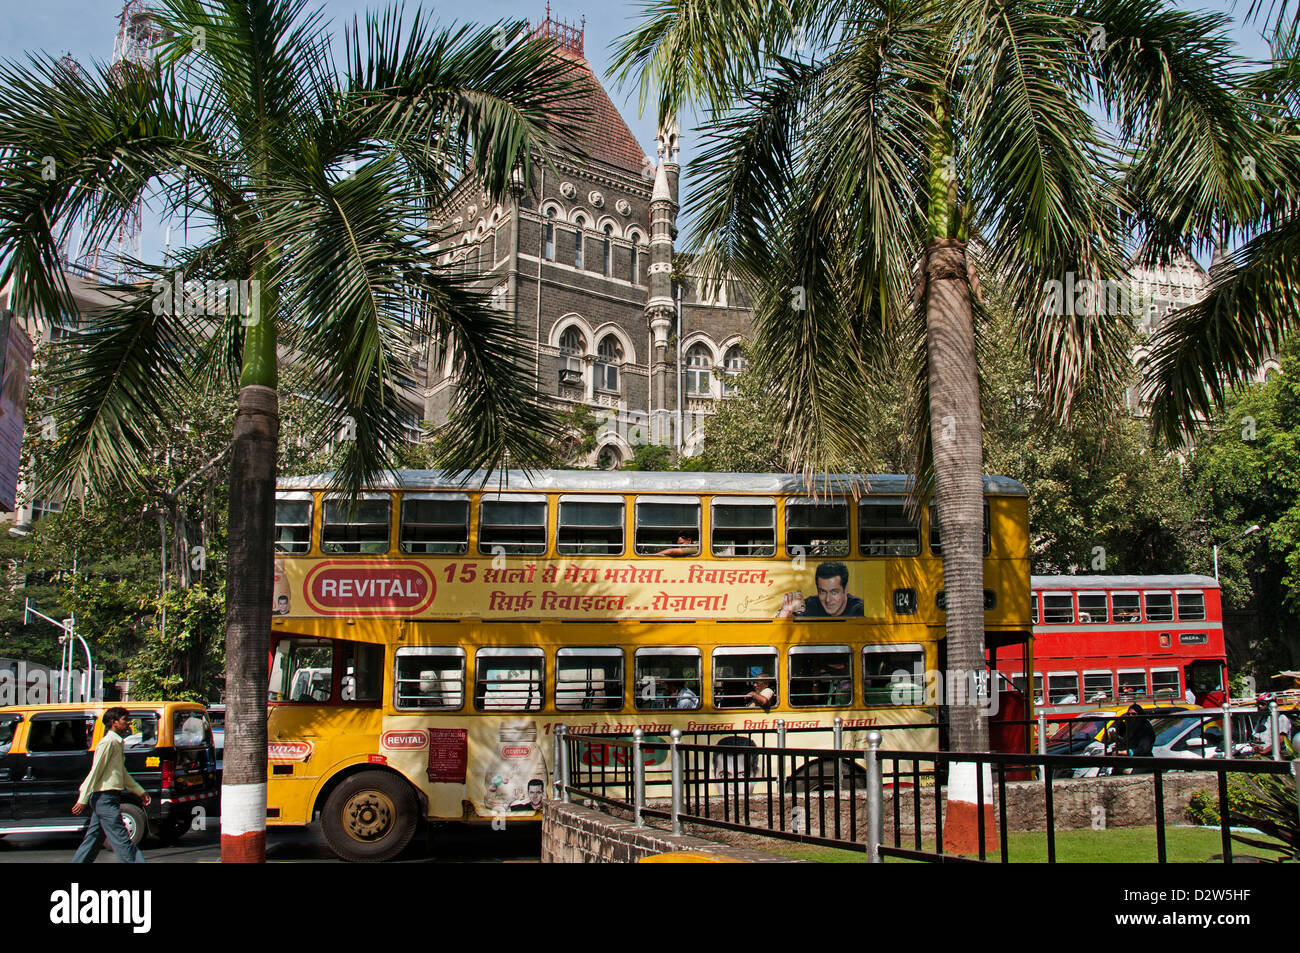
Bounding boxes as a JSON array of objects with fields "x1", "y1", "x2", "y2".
[{"x1": 71, "y1": 707, "x2": 149, "y2": 863}]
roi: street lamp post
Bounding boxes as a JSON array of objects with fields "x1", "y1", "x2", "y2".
[{"x1": 1213, "y1": 524, "x2": 1260, "y2": 582}]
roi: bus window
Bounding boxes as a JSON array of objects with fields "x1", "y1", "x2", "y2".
[
  {"x1": 270, "y1": 637, "x2": 334, "y2": 702},
  {"x1": 711, "y1": 497, "x2": 775, "y2": 557},
  {"x1": 275, "y1": 493, "x2": 313, "y2": 554},
  {"x1": 400, "y1": 495, "x2": 469, "y2": 554},
  {"x1": 478, "y1": 496, "x2": 547, "y2": 556},
  {"x1": 635, "y1": 498, "x2": 700, "y2": 555},
  {"x1": 1042, "y1": 593, "x2": 1074, "y2": 624},
  {"x1": 1118, "y1": 669, "x2": 1147, "y2": 698},
  {"x1": 1111, "y1": 592, "x2": 1140, "y2": 623},
  {"x1": 634, "y1": 647, "x2": 702, "y2": 710},
  {"x1": 712, "y1": 647, "x2": 778, "y2": 709},
  {"x1": 1031, "y1": 594, "x2": 1039, "y2": 624},
  {"x1": 860, "y1": 498, "x2": 919, "y2": 556},
  {"x1": 785, "y1": 499, "x2": 849, "y2": 556},
  {"x1": 394, "y1": 647, "x2": 465, "y2": 710},
  {"x1": 0, "y1": 714, "x2": 19, "y2": 754},
  {"x1": 928, "y1": 502, "x2": 989, "y2": 556},
  {"x1": 1176, "y1": 591, "x2": 1206, "y2": 621},
  {"x1": 321, "y1": 495, "x2": 391, "y2": 554},
  {"x1": 555, "y1": 648, "x2": 624, "y2": 710},
  {"x1": 1032, "y1": 674, "x2": 1044, "y2": 705},
  {"x1": 475, "y1": 648, "x2": 544, "y2": 711},
  {"x1": 1083, "y1": 670, "x2": 1114, "y2": 702},
  {"x1": 1077, "y1": 592, "x2": 1107, "y2": 623},
  {"x1": 338, "y1": 642, "x2": 382, "y2": 703},
  {"x1": 1047, "y1": 672, "x2": 1079, "y2": 705},
  {"x1": 862, "y1": 644, "x2": 926, "y2": 706},
  {"x1": 1151, "y1": 668, "x2": 1180, "y2": 699},
  {"x1": 788, "y1": 645, "x2": 852, "y2": 707},
  {"x1": 557, "y1": 496, "x2": 624, "y2": 556},
  {"x1": 1144, "y1": 591, "x2": 1173, "y2": 622}
]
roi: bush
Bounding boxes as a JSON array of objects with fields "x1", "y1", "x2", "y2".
[{"x1": 1186, "y1": 777, "x2": 1255, "y2": 826}]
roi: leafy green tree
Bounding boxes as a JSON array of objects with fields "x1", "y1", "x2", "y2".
[
  {"x1": 613, "y1": 0, "x2": 1265, "y2": 750},
  {"x1": 0, "y1": 0, "x2": 580, "y2": 860}
]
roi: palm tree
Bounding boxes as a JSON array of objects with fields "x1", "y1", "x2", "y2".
[
  {"x1": 0, "y1": 0, "x2": 580, "y2": 860},
  {"x1": 612, "y1": 0, "x2": 1275, "y2": 751}
]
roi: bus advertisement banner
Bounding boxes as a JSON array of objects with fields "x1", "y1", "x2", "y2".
[{"x1": 272, "y1": 557, "x2": 889, "y2": 621}]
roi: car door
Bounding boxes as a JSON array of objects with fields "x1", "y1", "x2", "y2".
[
  {"x1": 14, "y1": 712, "x2": 97, "y2": 820},
  {"x1": 0, "y1": 712, "x2": 23, "y2": 820}
]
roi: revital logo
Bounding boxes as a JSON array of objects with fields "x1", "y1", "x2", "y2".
[
  {"x1": 268, "y1": 741, "x2": 313, "y2": 761},
  {"x1": 303, "y1": 561, "x2": 436, "y2": 616},
  {"x1": 381, "y1": 729, "x2": 429, "y2": 750},
  {"x1": 50, "y1": 884, "x2": 151, "y2": 933}
]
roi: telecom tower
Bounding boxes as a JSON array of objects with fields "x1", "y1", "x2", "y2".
[{"x1": 76, "y1": 1, "x2": 166, "y2": 280}]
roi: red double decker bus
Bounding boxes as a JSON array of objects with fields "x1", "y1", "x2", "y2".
[{"x1": 1016, "y1": 575, "x2": 1227, "y2": 715}]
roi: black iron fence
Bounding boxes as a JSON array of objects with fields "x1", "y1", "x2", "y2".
[{"x1": 553, "y1": 724, "x2": 1300, "y2": 863}]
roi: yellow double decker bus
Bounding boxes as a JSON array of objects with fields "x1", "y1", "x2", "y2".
[{"x1": 264, "y1": 470, "x2": 1031, "y2": 860}]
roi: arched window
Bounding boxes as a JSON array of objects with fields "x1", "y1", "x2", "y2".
[
  {"x1": 602, "y1": 224, "x2": 613, "y2": 277},
  {"x1": 722, "y1": 345, "x2": 746, "y2": 396},
  {"x1": 628, "y1": 232, "x2": 642, "y2": 284},
  {"x1": 559, "y1": 326, "x2": 586, "y2": 386},
  {"x1": 543, "y1": 208, "x2": 556, "y2": 261},
  {"x1": 595, "y1": 334, "x2": 623, "y2": 392},
  {"x1": 685, "y1": 343, "x2": 713, "y2": 396},
  {"x1": 574, "y1": 216, "x2": 585, "y2": 269}
]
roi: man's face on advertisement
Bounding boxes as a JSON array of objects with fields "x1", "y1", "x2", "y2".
[
  {"x1": 816, "y1": 574, "x2": 848, "y2": 616},
  {"x1": 528, "y1": 782, "x2": 544, "y2": 808}
]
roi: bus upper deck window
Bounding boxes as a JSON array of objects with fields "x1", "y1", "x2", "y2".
[
  {"x1": 1077, "y1": 592, "x2": 1107, "y2": 624},
  {"x1": 275, "y1": 494, "x2": 313, "y2": 554},
  {"x1": 928, "y1": 502, "x2": 990, "y2": 556},
  {"x1": 788, "y1": 645, "x2": 852, "y2": 707},
  {"x1": 394, "y1": 647, "x2": 465, "y2": 710},
  {"x1": 635, "y1": 498, "x2": 701, "y2": 556},
  {"x1": 712, "y1": 647, "x2": 778, "y2": 709},
  {"x1": 321, "y1": 496, "x2": 391, "y2": 554},
  {"x1": 474, "y1": 649, "x2": 544, "y2": 711},
  {"x1": 862, "y1": 645, "x2": 926, "y2": 706},
  {"x1": 634, "y1": 647, "x2": 702, "y2": 710},
  {"x1": 400, "y1": 495, "x2": 469, "y2": 554},
  {"x1": 860, "y1": 498, "x2": 920, "y2": 556},
  {"x1": 1047, "y1": 672, "x2": 1080, "y2": 705},
  {"x1": 786, "y1": 500, "x2": 849, "y2": 557},
  {"x1": 1145, "y1": 591, "x2": 1174, "y2": 622},
  {"x1": 1111, "y1": 592, "x2": 1140, "y2": 623},
  {"x1": 1031, "y1": 595, "x2": 1039, "y2": 624},
  {"x1": 711, "y1": 497, "x2": 775, "y2": 557},
  {"x1": 555, "y1": 648, "x2": 624, "y2": 711},
  {"x1": 1176, "y1": 591, "x2": 1206, "y2": 621},
  {"x1": 1151, "y1": 669, "x2": 1180, "y2": 698},
  {"x1": 557, "y1": 497, "x2": 625, "y2": 556},
  {"x1": 478, "y1": 496, "x2": 547, "y2": 556},
  {"x1": 1042, "y1": 593, "x2": 1074, "y2": 624}
]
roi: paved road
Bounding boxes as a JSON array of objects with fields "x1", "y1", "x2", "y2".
[{"x1": 0, "y1": 822, "x2": 541, "y2": 863}]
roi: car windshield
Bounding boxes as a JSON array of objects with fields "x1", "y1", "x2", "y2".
[
  {"x1": 1048, "y1": 718, "x2": 1107, "y2": 743},
  {"x1": 1152, "y1": 715, "x2": 1210, "y2": 746}
]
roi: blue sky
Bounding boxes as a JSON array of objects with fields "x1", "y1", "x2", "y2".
[{"x1": 0, "y1": 0, "x2": 1281, "y2": 265}]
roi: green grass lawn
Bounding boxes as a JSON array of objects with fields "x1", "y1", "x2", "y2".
[{"x1": 768, "y1": 826, "x2": 1291, "y2": 863}]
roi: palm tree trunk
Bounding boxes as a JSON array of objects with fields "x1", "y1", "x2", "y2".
[
  {"x1": 220, "y1": 383, "x2": 278, "y2": 862},
  {"x1": 924, "y1": 238, "x2": 989, "y2": 753}
]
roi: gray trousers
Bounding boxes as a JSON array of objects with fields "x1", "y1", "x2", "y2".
[{"x1": 71, "y1": 791, "x2": 145, "y2": 863}]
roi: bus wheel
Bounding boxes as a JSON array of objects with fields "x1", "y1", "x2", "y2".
[{"x1": 322, "y1": 772, "x2": 417, "y2": 862}]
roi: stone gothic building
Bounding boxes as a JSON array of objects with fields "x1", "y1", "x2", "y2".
[{"x1": 418, "y1": 15, "x2": 753, "y2": 468}]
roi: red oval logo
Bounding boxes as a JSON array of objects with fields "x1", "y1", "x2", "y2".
[
  {"x1": 501, "y1": 744, "x2": 531, "y2": 759},
  {"x1": 381, "y1": 730, "x2": 429, "y2": 750},
  {"x1": 268, "y1": 741, "x2": 313, "y2": 762},
  {"x1": 304, "y1": 562, "x2": 436, "y2": 616}
]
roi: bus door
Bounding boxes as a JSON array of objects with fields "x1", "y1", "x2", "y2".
[
  {"x1": 1186, "y1": 658, "x2": 1227, "y2": 706},
  {"x1": 986, "y1": 631, "x2": 1032, "y2": 757}
]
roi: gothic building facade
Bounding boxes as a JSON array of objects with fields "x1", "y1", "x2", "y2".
[{"x1": 417, "y1": 15, "x2": 753, "y2": 468}]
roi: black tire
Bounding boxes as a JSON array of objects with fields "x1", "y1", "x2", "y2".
[
  {"x1": 156, "y1": 813, "x2": 190, "y2": 846},
  {"x1": 119, "y1": 802, "x2": 147, "y2": 847},
  {"x1": 321, "y1": 771, "x2": 418, "y2": 862}
]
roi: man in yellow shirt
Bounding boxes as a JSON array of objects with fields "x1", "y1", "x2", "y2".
[{"x1": 70, "y1": 707, "x2": 150, "y2": 863}]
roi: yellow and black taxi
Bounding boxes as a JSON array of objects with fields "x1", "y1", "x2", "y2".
[{"x1": 0, "y1": 701, "x2": 219, "y2": 846}]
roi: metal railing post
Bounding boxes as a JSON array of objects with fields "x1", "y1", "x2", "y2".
[
  {"x1": 1292, "y1": 761, "x2": 1299, "y2": 835},
  {"x1": 1037, "y1": 712, "x2": 1047, "y2": 782},
  {"x1": 670, "y1": 728, "x2": 683, "y2": 835},
  {"x1": 632, "y1": 728, "x2": 645, "y2": 827},
  {"x1": 865, "y1": 730, "x2": 882, "y2": 864},
  {"x1": 552, "y1": 725, "x2": 563, "y2": 800},
  {"x1": 1222, "y1": 707, "x2": 1234, "y2": 760},
  {"x1": 833, "y1": 716, "x2": 843, "y2": 788},
  {"x1": 557, "y1": 725, "x2": 571, "y2": 804},
  {"x1": 1269, "y1": 700, "x2": 1281, "y2": 761}
]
